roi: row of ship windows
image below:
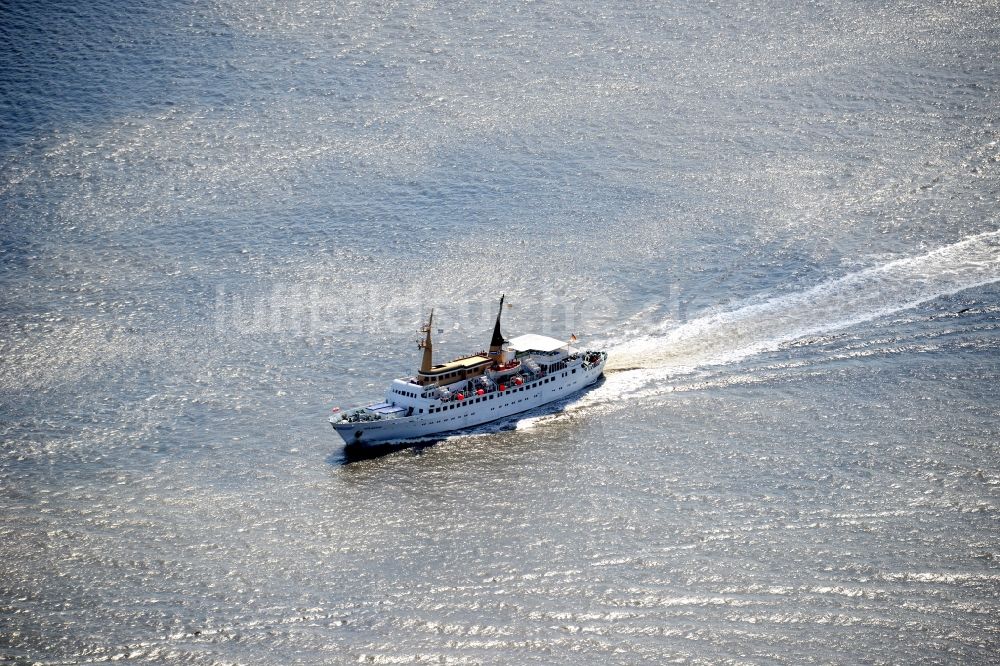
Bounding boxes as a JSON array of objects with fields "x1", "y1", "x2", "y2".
[
  {"x1": 426, "y1": 395, "x2": 534, "y2": 422},
  {"x1": 401, "y1": 368, "x2": 579, "y2": 415}
]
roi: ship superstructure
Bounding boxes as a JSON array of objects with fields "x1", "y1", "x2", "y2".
[{"x1": 330, "y1": 296, "x2": 607, "y2": 447}]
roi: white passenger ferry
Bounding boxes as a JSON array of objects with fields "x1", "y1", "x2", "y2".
[{"x1": 330, "y1": 296, "x2": 607, "y2": 447}]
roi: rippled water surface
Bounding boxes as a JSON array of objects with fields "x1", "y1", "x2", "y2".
[{"x1": 2, "y1": 0, "x2": 999, "y2": 663}]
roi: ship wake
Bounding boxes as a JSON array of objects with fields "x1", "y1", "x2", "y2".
[{"x1": 561, "y1": 230, "x2": 1000, "y2": 416}]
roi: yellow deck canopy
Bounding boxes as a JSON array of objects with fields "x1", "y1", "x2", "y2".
[{"x1": 421, "y1": 355, "x2": 491, "y2": 376}]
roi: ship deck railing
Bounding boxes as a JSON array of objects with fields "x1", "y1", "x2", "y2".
[
  {"x1": 435, "y1": 366, "x2": 548, "y2": 404},
  {"x1": 336, "y1": 403, "x2": 409, "y2": 423}
]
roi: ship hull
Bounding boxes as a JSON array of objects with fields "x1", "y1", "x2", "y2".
[{"x1": 332, "y1": 356, "x2": 605, "y2": 447}]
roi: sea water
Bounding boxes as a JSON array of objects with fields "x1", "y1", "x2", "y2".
[{"x1": 2, "y1": 0, "x2": 998, "y2": 663}]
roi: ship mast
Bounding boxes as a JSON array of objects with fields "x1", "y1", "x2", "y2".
[
  {"x1": 418, "y1": 309, "x2": 434, "y2": 374},
  {"x1": 488, "y1": 294, "x2": 506, "y2": 360}
]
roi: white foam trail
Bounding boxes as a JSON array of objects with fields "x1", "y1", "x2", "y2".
[
  {"x1": 607, "y1": 230, "x2": 1000, "y2": 373},
  {"x1": 473, "y1": 232, "x2": 1000, "y2": 430}
]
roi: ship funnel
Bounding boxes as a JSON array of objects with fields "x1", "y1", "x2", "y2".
[
  {"x1": 418, "y1": 309, "x2": 434, "y2": 374},
  {"x1": 488, "y1": 295, "x2": 506, "y2": 358}
]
